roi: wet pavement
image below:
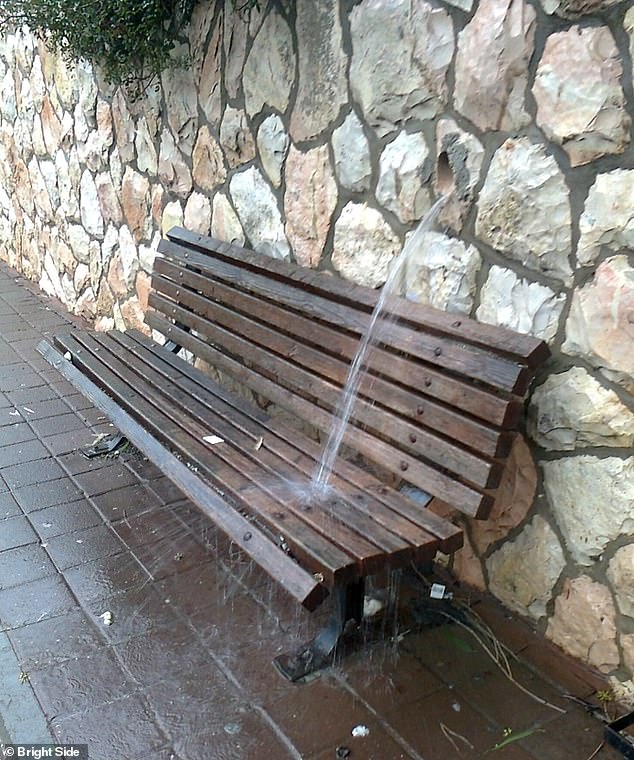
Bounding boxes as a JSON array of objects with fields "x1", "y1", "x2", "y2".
[{"x1": 0, "y1": 260, "x2": 624, "y2": 760}]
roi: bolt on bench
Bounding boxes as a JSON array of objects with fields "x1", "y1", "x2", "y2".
[{"x1": 38, "y1": 227, "x2": 550, "y2": 681}]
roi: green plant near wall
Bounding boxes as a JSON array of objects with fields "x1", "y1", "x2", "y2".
[{"x1": 0, "y1": 0, "x2": 262, "y2": 94}]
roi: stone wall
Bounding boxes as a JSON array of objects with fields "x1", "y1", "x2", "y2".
[{"x1": 1, "y1": 0, "x2": 633, "y2": 698}]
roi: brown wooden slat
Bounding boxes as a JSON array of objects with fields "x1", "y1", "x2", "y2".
[
  {"x1": 36, "y1": 340, "x2": 327, "y2": 611},
  {"x1": 146, "y1": 313, "x2": 493, "y2": 518},
  {"x1": 156, "y1": 240, "x2": 530, "y2": 394},
  {"x1": 123, "y1": 329, "x2": 463, "y2": 553},
  {"x1": 153, "y1": 259, "x2": 517, "y2": 446},
  {"x1": 164, "y1": 227, "x2": 550, "y2": 367},
  {"x1": 110, "y1": 329, "x2": 442, "y2": 561},
  {"x1": 54, "y1": 332, "x2": 358, "y2": 585},
  {"x1": 148, "y1": 282, "x2": 502, "y2": 489},
  {"x1": 92, "y1": 330, "x2": 417, "y2": 569}
]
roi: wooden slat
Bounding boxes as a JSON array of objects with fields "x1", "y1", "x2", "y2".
[
  {"x1": 110, "y1": 329, "x2": 443, "y2": 560},
  {"x1": 90, "y1": 331, "x2": 417, "y2": 569},
  {"x1": 146, "y1": 313, "x2": 493, "y2": 518},
  {"x1": 36, "y1": 339, "x2": 327, "y2": 611},
  {"x1": 123, "y1": 328, "x2": 463, "y2": 553},
  {"x1": 164, "y1": 227, "x2": 550, "y2": 367},
  {"x1": 148, "y1": 282, "x2": 502, "y2": 489},
  {"x1": 152, "y1": 259, "x2": 517, "y2": 447},
  {"x1": 53, "y1": 332, "x2": 358, "y2": 585},
  {"x1": 156, "y1": 240, "x2": 531, "y2": 394}
]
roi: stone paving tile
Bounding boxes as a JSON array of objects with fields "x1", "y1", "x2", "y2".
[
  {"x1": 29, "y1": 412, "x2": 88, "y2": 438},
  {"x1": 264, "y1": 675, "x2": 376, "y2": 757},
  {"x1": 2, "y1": 329, "x2": 43, "y2": 344},
  {"x1": 383, "y1": 685, "x2": 504, "y2": 758},
  {"x1": 0, "y1": 632, "x2": 55, "y2": 744},
  {"x1": 52, "y1": 694, "x2": 168, "y2": 758},
  {"x1": 12, "y1": 396, "x2": 70, "y2": 421},
  {"x1": 10, "y1": 338, "x2": 47, "y2": 361},
  {"x1": 132, "y1": 531, "x2": 215, "y2": 581},
  {"x1": 143, "y1": 666, "x2": 248, "y2": 750},
  {"x1": 44, "y1": 524, "x2": 127, "y2": 571},
  {"x1": 155, "y1": 562, "x2": 243, "y2": 617},
  {"x1": 30, "y1": 646, "x2": 138, "y2": 719},
  {"x1": 91, "y1": 482, "x2": 162, "y2": 522},
  {"x1": 13, "y1": 477, "x2": 84, "y2": 513},
  {"x1": 124, "y1": 455, "x2": 165, "y2": 482},
  {"x1": 1, "y1": 457, "x2": 66, "y2": 490},
  {"x1": 57, "y1": 450, "x2": 110, "y2": 476},
  {"x1": 40, "y1": 427, "x2": 102, "y2": 456},
  {"x1": 0, "y1": 515, "x2": 39, "y2": 552},
  {"x1": 81, "y1": 586, "x2": 182, "y2": 646},
  {"x1": 0, "y1": 360, "x2": 36, "y2": 375},
  {"x1": 47, "y1": 377, "x2": 82, "y2": 398},
  {"x1": 403, "y1": 621, "x2": 495, "y2": 686},
  {"x1": 518, "y1": 707, "x2": 623, "y2": 759},
  {"x1": 454, "y1": 657, "x2": 567, "y2": 729},
  {"x1": 146, "y1": 475, "x2": 188, "y2": 505},
  {"x1": 64, "y1": 392, "x2": 97, "y2": 412},
  {"x1": 8, "y1": 607, "x2": 104, "y2": 669},
  {"x1": 62, "y1": 551, "x2": 152, "y2": 605},
  {"x1": 189, "y1": 588, "x2": 279, "y2": 654},
  {"x1": 0, "y1": 490, "x2": 21, "y2": 519},
  {"x1": 112, "y1": 505, "x2": 193, "y2": 551},
  {"x1": 138, "y1": 748, "x2": 185, "y2": 760},
  {"x1": 0, "y1": 420, "x2": 36, "y2": 444},
  {"x1": 0, "y1": 574, "x2": 78, "y2": 629},
  {"x1": 306, "y1": 720, "x2": 414, "y2": 760},
  {"x1": 115, "y1": 617, "x2": 216, "y2": 687},
  {"x1": 174, "y1": 706, "x2": 295, "y2": 760},
  {"x1": 0, "y1": 439, "x2": 49, "y2": 467},
  {"x1": 521, "y1": 638, "x2": 606, "y2": 700},
  {"x1": 30, "y1": 499, "x2": 102, "y2": 541},
  {"x1": 73, "y1": 460, "x2": 140, "y2": 497},
  {"x1": 0, "y1": 369, "x2": 46, "y2": 392},
  {"x1": 0, "y1": 544, "x2": 58, "y2": 589},
  {"x1": 340, "y1": 647, "x2": 445, "y2": 715},
  {"x1": 5, "y1": 384, "x2": 59, "y2": 406}
]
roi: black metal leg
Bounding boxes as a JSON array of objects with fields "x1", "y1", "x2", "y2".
[
  {"x1": 273, "y1": 578, "x2": 365, "y2": 682},
  {"x1": 81, "y1": 432, "x2": 127, "y2": 458}
]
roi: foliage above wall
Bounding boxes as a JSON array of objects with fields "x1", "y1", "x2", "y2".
[{"x1": 0, "y1": 0, "x2": 261, "y2": 92}]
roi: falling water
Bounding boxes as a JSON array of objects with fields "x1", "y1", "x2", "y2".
[{"x1": 311, "y1": 197, "x2": 446, "y2": 496}]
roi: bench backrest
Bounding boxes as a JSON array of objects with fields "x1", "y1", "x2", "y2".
[{"x1": 149, "y1": 228, "x2": 549, "y2": 522}]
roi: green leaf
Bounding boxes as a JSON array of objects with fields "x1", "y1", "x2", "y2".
[{"x1": 491, "y1": 727, "x2": 542, "y2": 752}]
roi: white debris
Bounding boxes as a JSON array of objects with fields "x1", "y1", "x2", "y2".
[
  {"x1": 363, "y1": 597, "x2": 384, "y2": 618},
  {"x1": 203, "y1": 434, "x2": 224, "y2": 445},
  {"x1": 430, "y1": 583, "x2": 447, "y2": 600},
  {"x1": 100, "y1": 611, "x2": 113, "y2": 626},
  {"x1": 351, "y1": 725, "x2": 370, "y2": 738}
]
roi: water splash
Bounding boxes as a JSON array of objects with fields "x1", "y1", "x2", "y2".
[{"x1": 311, "y1": 197, "x2": 446, "y2": 496}]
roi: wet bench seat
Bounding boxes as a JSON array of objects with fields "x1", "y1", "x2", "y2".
[{"x1": 38, "y1": 227, "x2": 550, "y2": 678}]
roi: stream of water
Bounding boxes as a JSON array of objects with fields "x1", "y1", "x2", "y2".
[{"x1": 310, "y1": 197, "x2": 446, "y2": 497}]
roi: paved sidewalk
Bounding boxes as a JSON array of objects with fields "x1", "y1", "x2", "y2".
[{"x1": 0, "y1": 260, "x2": 623, "y2": 760}]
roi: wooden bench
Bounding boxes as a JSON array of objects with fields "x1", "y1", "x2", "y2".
[{"x1": 38, "y1": 227, "x2": 550, "y2": 680}]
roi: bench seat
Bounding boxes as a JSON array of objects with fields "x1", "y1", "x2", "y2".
[{"x1": 44, "y1": 328, "x2": 463, "y2": 593}]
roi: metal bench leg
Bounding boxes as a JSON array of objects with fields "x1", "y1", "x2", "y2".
[
  {"x1": 81, "y1": 432, "x2": 128, "y2": 458},
  {"x1": 273, "y1": 578, "x2": 365, "y2": 682}
]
